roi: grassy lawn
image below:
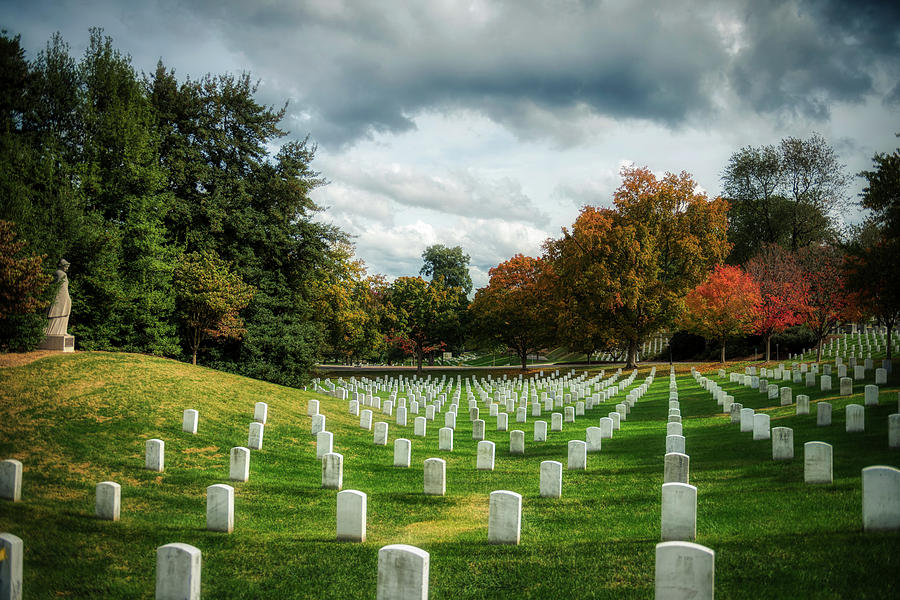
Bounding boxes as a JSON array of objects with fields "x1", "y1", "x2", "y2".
[{"x1": 1, "y1": 350, "x2": 899, "y2": 598}]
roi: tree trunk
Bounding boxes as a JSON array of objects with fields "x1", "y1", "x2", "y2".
[
  {"x1": 720, "y1": 338, "x2": 726, "y2": 365},
  {"x1": 520, "y1": 348, "x2": 528, "y2": 370},
  {"x1": 816, "y1": 337, "x2": 823, "y2": 363},
  {"x1": 416, "y1": 348, "x2": 424, "y2": 376},
  {"x1": 765, "y1": 334, "x2": 772, "y2": 362},
  {"x1": 625, "y1": 338, "x2": 639, "y2": 369},
  {"x1": 192, "y1": 349, "x2": 197, "y2": 366}
]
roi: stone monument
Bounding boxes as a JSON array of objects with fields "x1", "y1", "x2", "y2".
[{"x1": 39, "y1": 259, "x2": 75, "y2": 352}]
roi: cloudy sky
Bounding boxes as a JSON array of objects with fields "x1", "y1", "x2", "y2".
[{"x1": 4, "y1": 0, "x2": 899, "y2": 288}]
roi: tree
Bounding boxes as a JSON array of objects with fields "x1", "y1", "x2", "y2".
[
  {"x1": 797, "y1": 244, "x2": 852, "y2": 362},
  {"x1": 420, "y1": 244, "x2": 473, "y2": 296},
  {"x1": 745, "y1": 244, "x2": 809, "y2": 361},
  {"x1": 847, "y1": 141, "x2": 900, "y2": 359},
  {"x1": 679, "y1": 265, "x2": 761, "y2": 364},
  {"x1": 0, "y1": 220, "x2": 52, "y2": 351},
  {"x1": 173, "y1": 250, "x2": 254, "y2": 366},
  {"x1": 546, "y1": 166, "x2": 730, "y2": 368},
  {"x1": 721, "y1": 134, "x2": 847, "y2": 263},
  {"x1": 469, "y1": 254, "x2": 555, "y2": 370},
  {"x1": 383, "y1": 276, "x2": 462, "y2": 375},
  {"x1": 311, "y1": 241, "x2": 386, "y2": 363}
]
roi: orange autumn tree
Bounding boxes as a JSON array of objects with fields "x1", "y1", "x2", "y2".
[
  {"x1": 546, "y1": 166, "x2": 730, "y2": 368},
  {"x1": 469, "y1": 254, "x2": 556, "y2": 370},
  {"x1": 680, "y1": 265, "x2": 761, "y2": 364}
]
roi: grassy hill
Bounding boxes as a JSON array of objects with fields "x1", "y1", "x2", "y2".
[{"x1": 1, "y1": 352, "x2": 899, "y2": 598}]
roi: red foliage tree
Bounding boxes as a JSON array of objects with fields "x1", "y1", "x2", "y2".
[
  {"x1": 680, "y1": 265, "x2": 761, "y2": 364},
  {"x1": 797, "y1": 244, "x2": 853, "y2": 362},
  {"x1": 745, "y1": 244, "x2": 809, "y2": 361}
]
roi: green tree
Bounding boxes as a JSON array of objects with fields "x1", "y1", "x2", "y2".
[
  {"x1": 721, "y1": 134, "x2": 846, "y2": 263},
  {"x1": 420, "y1": 244, "x2": 473, "y2": 295},
  {"x1": 174, "y1": 250, "x2": 254, "y2": 366},
  {"x1": 384, "y1": 276, "x2": 463, "y2": 374},
  {"x1": 848, "y1": 139, "x2": 900, "y2": 359}
]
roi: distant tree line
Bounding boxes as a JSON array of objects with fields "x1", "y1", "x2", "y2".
[{"x1": 2, "y1": 28, "x2": 897, "y2": 376}]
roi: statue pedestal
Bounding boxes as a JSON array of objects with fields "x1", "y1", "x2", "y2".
[{"x1": 38, "y1": 334, "x2": 75, "y2": 352}]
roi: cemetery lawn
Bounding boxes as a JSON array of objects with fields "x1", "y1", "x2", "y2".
[{"x1": 1, "y1": 352, "x2": 899, "y2": 599}]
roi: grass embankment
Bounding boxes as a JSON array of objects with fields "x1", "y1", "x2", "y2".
[{"x1": 1, "y1": 352, "x2": 899, "y2": 598}]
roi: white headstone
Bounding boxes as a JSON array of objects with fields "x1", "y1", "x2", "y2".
[
  {"x1": 376, "y1": 544, "x2": 429, "y2": 600},
  {"x1": 654, "y1": 541, "x2": 714, "y2": 600},
  {"x1": 551, "y1": 412, "x2": 563, "y2": 432},
  {"x1": 780, "y1": 386, "x2": 792, "y2": 406},
  {"x1": 322, "y1": 452, "x2": 344, "y2": 490},
  {"x1": 739, "y1": 408, "x2": 755, "y2": 433},
  {"x1": 862, "y1": 465, "x2": 900, "y2": 531},
  {"x1": 821, "y1": 375, "x2": 832, "y2": 392},
  {"x1": 817, "y1": 402, "x2": 832, "y2": 426},
  {"x1": 477, "y1": 441, "x2": 495, "y2": 471},
  {"x1": 307, "y1": 399, "x2": 319, "y2": 416},
  {"x1": 890, "y1": 414, "x2": 900, "y2": 448},
  {"x1": 599, "y1": 417, "x2": 613, "y2": 439},
  {"x1": 846, "y1": 404, "x2": 865, "y2": 433},
  {"x1": 661, "y1": 482, "x2": 697, "y2": 541},
  {"x1": 667, "y1": 422, "x2": 683, "y2": 437},
  {"x1": 0, "y1": 459, "x2": 23, "y2": 501},
  {"x1": 497, "y1": 412, "x2": 508, "y2": 431},
  {"x1": 182, "y1": 409, "x2": 198, "y2": 434},
  {"x1": 540, "y1": 460, "x2": 562, "y2": 498},
  {"x1": 229, "y1": 446, "x2": 249, "y2": 482},
  {"x1": 567, "y1": 440, "x2": 587, "y2": 470},
  {"x1": 796, "y1": 394, "x2": 810, "y2": 415},
  {"x1": 772, "y1": 427, "x2": 794, "y2": 460},
  {"x1": 666, "y1": 435, "x2": 686, "y2": 454},
  {"x1": 316, "y1": 431, "x2": 333, "y2": 460},
  {"x1": 311, "y1": 413, "x2": 326, "y2": 435},
  {"x1": 488, "y1": 490, "x2": 522, "y2": 545},
  {"x1": 248, "y1": 422, "x2": 264, "y2": 450},
  {"x1": 864, "y1": 385, "x2": 879, "y2": 406},
  {"x1": 510, "y1": 430, "x2": 525, "y2": 455},
  {"x1": 753, "y1": 413, "x2": 771, "y2": 440},
  {"x1": 424, "y1": 458, "x2": 446, "y2": 495},
  {"x1": 206, "y1": 484, "x2": 234, "y2": 533},
  {"x1": 0, "y1": 532, "x2": 23, "y2": 600},
  {"x1": 155, "y1": 543, "x2": 201, "y2": 600},
  {"x1": 253, "y1": 401, "x2": 267, "y2": 424},
  {"x1": 534, "y1": 420, "x2": 547, "y2": 442},
  {"x1": 95, "y1": 481, "x2": 121, "y2": 521},
  {"x1": 414, "y1": 416, "x2": 426, "y2": 437},
  {"x1": 664, "y1": 452, "x2": 690, "y2": 484},
  {"x1": 360, "y1": 409, "x2": 373, "y2": 430},
  {"x1": 337, "y1": 489, "x2": 367, "y2": 542},
  {"x1": 804, "y1": 441, "x2": 833, "y2": 484},
  {"x1": 394, "y1": 438, "x2": 411, "y2": 468},
  {"x1": 840, "y1": 377, "x2": 853, "y2": 396},
  {"x1": 586, "y1": 427, "x2": 603, "y2": 452},
  {"x1": 439, "y1": 427, "x2": 453, "y2": 451},
  {"x1": 145, "y1": 439, "x2": 164, "y2": 472}
]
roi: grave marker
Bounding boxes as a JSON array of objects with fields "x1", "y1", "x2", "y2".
[
  {"x1": 0, "y1": 532, "x2": 23, "y2": 600},
  {"x1": 182, "y1": 409, "x2": 198, "y2": 434},
  {"x1": 862, "y1": 466, "x2": 900, "y2": 531},
  {"x1": 654, "y1": 541, "x2": 714, "y2": 600},
  {"x1": 424, "y1": 458, "x2": 446, "y2": 495},
  {"x1": 804, "y1": 442, "x2": 833, "y2": 484},
  {"x1": 376, "y1": 544, "x2": 429, "y2": 600},
  {"x1": 206, "y1": 484, "x2": 234, "y2": 533},
  {"x1": 337, "y1": 490, "x2": 367, "y2": 542},
  {"x1": 661, "y1": 482, "x2": 697, "y2": 541},
  {"x1": 322, "y1": 452, "x2": 344, "y2": 490},
  {"x1": 488, "y1": 490, "x2": 522, "y2": 545},
  {"x1": 0, "y1": 459, "x2": 22, "y2": 502},
  {"x1": 394, "y1": 438, "x2": 411, "y2": 468},
  {"x1": 772, "y1": 427, "x2": 794, "y2": 460},
  {"x1": 664, "y1": 452, "x2": 690, "y2": 484},
  {"x1": 145, "y1": 439, "x2": 164, "y2": 472},
  {"x1": 155, "y1": 543, "x2": 201, "y2": 600},
  {"x1": 540, "y1": 461, "x2": 562, "y2": 498},
  {"x1": 95, "y1": 481, "x2": 120, "y2": 521}
]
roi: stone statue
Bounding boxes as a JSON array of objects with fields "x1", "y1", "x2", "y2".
[{"x1": 39, "y1": 259, "x2": 75, "y2": 351}]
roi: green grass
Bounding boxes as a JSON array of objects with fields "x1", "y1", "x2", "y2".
[{"x1": 1, "y1": 351, "x2": 899, "y2": 598}]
